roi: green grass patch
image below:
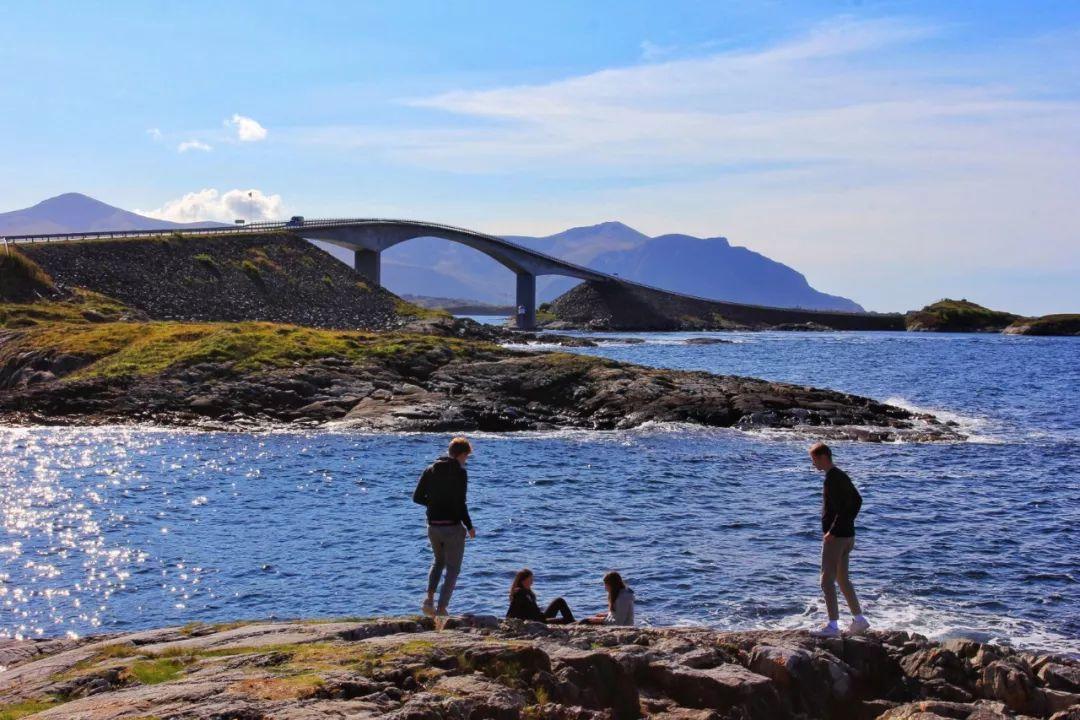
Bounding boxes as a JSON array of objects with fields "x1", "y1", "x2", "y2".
[
  {"x1": 0, "y1": 289, "x2": 132, "y2": 329},
  {"x1": 0, "y1": 699, "x2": 58, "y2": 719},
  {"x1": 126, "y1": 658, "x2": 188, "y2": 685},
  {"x1": 1, "y1": 317, "x2": 511, "y2": 382},
  {"x1": 0, "y1": 250, "x2": 57, "y2": 302},
  {"x1": 393, "y1": 298, "x2": 451, "y2": 320}
]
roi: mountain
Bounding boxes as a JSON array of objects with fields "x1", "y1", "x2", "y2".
[
  {"x1": 0, "y1": 193, "x2": 222, "y2": 235},
  {"x1": 382, "y1": 221, "x2": 863, "y2": 311},
  {"x1": 586, "y1": 233, "x2": 864, "y2": 312},
  {"x1": 1, "y1": 195, "x2": 864, "y2": 312}
]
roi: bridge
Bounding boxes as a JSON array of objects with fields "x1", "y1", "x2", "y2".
[
  {"x1": 3, "y1": 217, "x2": 903, "y2": 332},
  {"x1": 3, "y1": 218, "x2": 617, "y2": 329}
]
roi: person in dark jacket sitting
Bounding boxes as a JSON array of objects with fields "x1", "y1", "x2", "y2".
[
  {"x1": 506, "y1": 569, "x2": 575, "y2": 624},
  {"x1": 413, "y1": 437, "x2": 476, "y2": 620}
]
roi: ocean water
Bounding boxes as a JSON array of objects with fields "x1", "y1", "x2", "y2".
[{"x1": 1, "y1": 331, "x2": 1077, "y2": 655}]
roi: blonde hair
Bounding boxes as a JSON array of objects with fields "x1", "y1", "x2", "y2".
[
  {"x1": 809, "y1": 442, "x2": 832, "y2": 459},
  {"x1": 448, "y1": 437, "x2": 472, "y2": 457}
]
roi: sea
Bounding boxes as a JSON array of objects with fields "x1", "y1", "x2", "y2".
[{"x1": 1, "y1": 326, "x2": 1077, "y2": 655}]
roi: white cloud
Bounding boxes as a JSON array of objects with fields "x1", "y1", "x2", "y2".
[
  {"x1": 227, "y1": 114, "x2": 268, "y2": 142},
  {"x1": 136, "y1": 189, "x2": 285, "y2": 223},
  {"x1": 146, "y1": 128, "x2": 163, "y2": 142},
  {"x1": 177, "y1": 139, "x2": 212, "y2": 153}
]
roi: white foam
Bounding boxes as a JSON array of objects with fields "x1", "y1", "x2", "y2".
[
  {"x1": 883, "y1": 396, "x2": 1005, "y2": 444},
  {"x1": 761, "y1": 592, "x2": 1079, "y2": 657}
]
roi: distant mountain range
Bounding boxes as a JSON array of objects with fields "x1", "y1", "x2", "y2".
[
  {"x1": 1, "y1": 194, "x2": 863, "y2": 312},
  {"x1": 0, "y1": 193, "x2": 223, "y2": 235}
]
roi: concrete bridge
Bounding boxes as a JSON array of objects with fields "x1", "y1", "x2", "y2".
[
  {"x1": 4, "y1": 217, "x2": 902, "y2": 331},
  {"x1": 3, "y1": 217, "x2": 615, "y2": 329}
]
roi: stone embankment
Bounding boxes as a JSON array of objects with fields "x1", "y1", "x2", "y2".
[
  {"x1": 14, "y1": 234, "x2": 431, "y2": 331},
  {"x1": 0, "y1": 618, "x2": 1077, "y2": 719}
]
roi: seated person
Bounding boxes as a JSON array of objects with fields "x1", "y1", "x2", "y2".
[
  {"x1": 506, "y1": 568, "x2": 575, "y2": 624},
  {"x1": 581, "y1": 571, "x2": 635, "y2": 626}
]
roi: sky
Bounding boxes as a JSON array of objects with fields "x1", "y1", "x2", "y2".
[{"x1": 1, "y1": 1, "x2": 1078, "y2": 314}]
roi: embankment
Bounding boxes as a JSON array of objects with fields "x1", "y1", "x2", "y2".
[
  {"x1": 16, "y1": 233, "x2": 436, "y2": 330},
  {"x1": 545, "y1": 281, "x2": 906, "y2": 332},
  {"x1": 0, "y1": 618, "x2": 1077, "y2": 719}
]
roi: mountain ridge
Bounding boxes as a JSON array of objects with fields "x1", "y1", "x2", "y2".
[{"x1": 0, "y1": 192, "x2": 224, "y2": 235}]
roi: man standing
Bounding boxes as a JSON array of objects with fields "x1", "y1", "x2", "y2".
[
  {"x1": 809, "y1": 442, "x2": 869, "y2": 637},
  {"x1": 413, "y1": 437, "x2": 476, "y2": 621}
]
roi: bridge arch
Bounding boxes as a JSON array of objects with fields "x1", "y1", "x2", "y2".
[{"x1": 298, "y1": 220, "x2": 609, "y2": 329}]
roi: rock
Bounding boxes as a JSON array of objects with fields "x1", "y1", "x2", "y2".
[
  {"x1": 648, "y1": 661, "x2": 785, "y2": 718},
  {"x1": 1040, "y1": 664, "x2": 1080, "y2": 693},
  {"x1": 902, "y1": 647, "x2": 971, "y2": 688},
  {"x1": 1, "y1": 616, "x2": 1073, "y2": 720},
  {"x1": 978, "y1": 659, "x2": 1038, "y2": 714},
  {"x1": 432, "y1": 673, "x2": 526, "y2": 719}
]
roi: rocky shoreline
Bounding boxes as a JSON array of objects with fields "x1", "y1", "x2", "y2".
[
  {"x1": 1, "y1": 617, "x2": 1077, "y2": 719},
  {"x1": 0, "y1": 323, "x2": 961, "y2": 440}
]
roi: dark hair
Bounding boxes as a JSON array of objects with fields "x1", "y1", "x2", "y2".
[
  {"x1": 449, "y1": 437, "x2": 472, "y2": 457},
  {"x1": 510, "y1": 568, "x2": 533, "y2": 600},
  {"x1": 603, "y1": 571, "x2": 626, "y2": 612},
  {"x1": 809, "y1": 442, "x2": 832, "y2": 459}
]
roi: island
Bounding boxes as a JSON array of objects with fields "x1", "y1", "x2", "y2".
[{"x1": 0, "y1": 237, "x2": 959, "y2": 440}]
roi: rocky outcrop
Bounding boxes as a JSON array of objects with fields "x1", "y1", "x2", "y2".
[
  {"x1": 0, "y1": 323, "x2": 961, "y2": 440},
  {"x1": 1003, "y1": 315, "x2": 1080, "y2": 337},
  {"x1": 0, "y1": 619, "x2": 1076, "y2": 719},
  {"x1": 905, "y1": 300, "x2": 1020, "y2": 333},
  {"x1": 544, "y1": 282, "x2": 905, "y2": 332}
]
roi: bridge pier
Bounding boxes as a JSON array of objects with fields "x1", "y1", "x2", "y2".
[
  {"x1": 353, "y1": 249, "x2": 381, "y2": 286},
  {"x1": 515, "y1": 272, "x2": 536, "y2": 330}
]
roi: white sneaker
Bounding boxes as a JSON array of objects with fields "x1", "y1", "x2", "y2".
[
  {"x1": 810, "y1": 623, "x2": 841, "y2": 638},
  {"x1": 846, "y1": 617, "x2": 870, "y2": 636},
  {"x1": 421, "y1": 598, "x2": 435, "y2": 618}
]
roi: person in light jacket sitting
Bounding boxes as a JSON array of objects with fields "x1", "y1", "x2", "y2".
[{"x1": 582, "y1": 571, "x2": 635, "y2": 626}]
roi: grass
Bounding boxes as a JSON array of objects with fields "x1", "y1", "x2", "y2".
[
  {"x1": 0, "y1": 289, "x2": 133, "y2": 329},
  {"x1": 0, "y1": 250, "x2": 57, "y2": 302},
  {"x1": 229, "y1": 673, "x2": 324, "y2": 701},
  {"x1": 0, "y1": 699, "x2": 58, "y2": 719},
  {"x1": 1, "y1": 320, "x2": 497, "y2": 380},
  {"x1": 125, "y1": 658, "x2": 188, "y2": 685},
  {"x1": 393, "y1": 297, "x2": 451, "y2": 320}
]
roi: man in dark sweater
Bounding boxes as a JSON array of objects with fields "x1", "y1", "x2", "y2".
[
  {"x1": 809, "y1": 442, "x2": 869, "y2": 637},
  {"x1": 413, "y1": 437, "x2": 476, "y2": 620}
]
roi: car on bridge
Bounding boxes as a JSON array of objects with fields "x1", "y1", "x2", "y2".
[{"x1": 286, "y1": 216, "x2": 305, "y2": 226}]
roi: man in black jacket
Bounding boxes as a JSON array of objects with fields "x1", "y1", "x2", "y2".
[
  {"x1": 809, "y1": 442, "x2": 869, "y2": 637},
  {"x1": 413, "y1": 437, "x2": 476, "y2": 619}
]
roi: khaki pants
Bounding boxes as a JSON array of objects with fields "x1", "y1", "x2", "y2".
[
  {"x1": 820, "y1": 535, "x2": 861, "y2": 621},
  {"x1": 427, "y1": 524, "x2": 465, "y2": 611}
]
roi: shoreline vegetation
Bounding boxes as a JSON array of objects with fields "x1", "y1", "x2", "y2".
[{"x1": 0, "y1": 617, "x2": 1077, "y2": 720}]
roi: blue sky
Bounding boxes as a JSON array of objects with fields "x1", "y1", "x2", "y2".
[{"x1": 2, "y1": 1, "x2": 1078, "y2": 313}]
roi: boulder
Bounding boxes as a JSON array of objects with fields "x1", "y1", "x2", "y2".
[
  {"x1": 432, "y1": 673, "x2": 526, "y2": 719},
  {"x1": 647, "y1": 661, "x2": 785, "y2": 719}
]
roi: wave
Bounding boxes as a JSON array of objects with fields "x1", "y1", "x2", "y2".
[
  {"x1": 754, "y1": 592, "x2": 1079, "y2": 658},
  {"x1": 883, "y1": 397, "x2": 1005, "y2": 444}
]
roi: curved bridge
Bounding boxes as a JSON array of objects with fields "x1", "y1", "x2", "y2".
[
  {"x1": 4, "y1": 217, "x2": 900, "y2": 331},
  {"x1": 3, "y1": 218, "x2": 616, "y2": 329}
]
